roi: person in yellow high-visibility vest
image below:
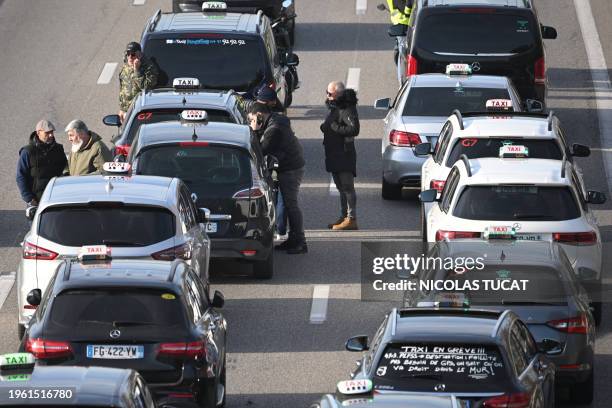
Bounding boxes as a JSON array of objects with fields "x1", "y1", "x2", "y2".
[{"x1": 387, "y1": 0, "x2": 412, "y2": 27}]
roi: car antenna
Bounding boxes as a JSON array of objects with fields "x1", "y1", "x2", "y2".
[
  {"x1": 192, "y1": 128, "x2": 198, "y2": 142},
  {"x1": 500, "y1": 250, "x2": 506, "y2": 262},
  {"x1": 182, "y1": 96, "x2": 187, "y2": 106}
]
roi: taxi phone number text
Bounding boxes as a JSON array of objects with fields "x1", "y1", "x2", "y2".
[{"x1": 6, "y1": 388, "x2": 74, "y2": 400}]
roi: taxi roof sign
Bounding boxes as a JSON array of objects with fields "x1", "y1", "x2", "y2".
[
  {"x1": 181, "y1": 110, "x2": 209, "y2": 122},
  {"x1": 446, "y1": 63, "x2": 472, "y2": 76},
  {"x1": 173, "y1": 77, "x2": 201, "y2": 89},
  {"x1": 78, "y1": 245, "x2": 112, "y2": 262},
  {"x1": 0, "y1": 353, "x2": 35, "y2": 371},
  {"x1": 102, "y1": 162, "x2": 131, "y2": 174},
  {"x1": 484, "y1": 225, "x2": 516, "y2": 240},
  {"x1": 202, "y1": 1, "x2": 227, "y2": 11},
  {"x1": 499, "y1": 144, "x2": 529, "y2": 158},
  {"x1": 337, "y1": 379, "x2": 372, "y2": 395},
  {"x1": 486, "y1": 99, "x2": 513, "y2": 111}
]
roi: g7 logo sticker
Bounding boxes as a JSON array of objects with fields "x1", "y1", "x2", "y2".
[{"x1": 376, "y1": 366, "x2": 387, "y2": 376}]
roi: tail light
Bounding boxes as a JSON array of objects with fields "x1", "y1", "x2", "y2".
[
  {"x1": 406, "y1": 54, "x2": 418, "y2": 77},
  {"x1": 233, "y1": 186, "x2": 265, "y2": 199},
  {"x1": 23, "y1": 242, "x2": 58, "y2": 260},
  {"x1": 26, "y1": 338, "x2": 73, "y2": 359},
  {"x1": 483, "y1": 393, "x2": 531, "y2": 408},
  {"x1": 534, "y1": 56, "x2": 546, "y2": 85},
  {"x1": 547, "y1": 314, "x2": 589, "y2": 334},
  {"x1": 114, "y1": 144, "x2": 130, "y2": 157},
  {"x1": 430, "y1": 179, "x2": 446, "y2": 192},
  {"x1": 151, "y1": 242, "x2": 192, "y2": 261},
  {"x1": 390, "y1": 130, "x2": 420, "y2": 147},
  {"x1": 158, "y1": 341, "x2": 205, "y2": 359},
  {"x1": 241, "y1": 250, "x2": 257, "y2": 256},
  {"x1": 553, "y1": 231, "x2": 597, "y2": 245},
  {"x1": 435, "y1": 230, "x2": 481, "y2": 241}
]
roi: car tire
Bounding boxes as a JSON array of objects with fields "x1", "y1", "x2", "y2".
[
  {"x1": 420, "y1": 203, "x2": 427, "y2": 243},
  {"x1": 570, "y1": 369, "x2": 594, "y2": 405},
  {"x1": 284, "y1": 90, "x2": 293, "y2": 108},
  {"x1": 218, "y1": 356, "x2": 226, "y2": 407},
  {"x1": 172, "y1": 0, "x2": 181, "y2": 13},
  {"x1": 253, "y1": 250, "x2": 274, "y2": 279},
  {"x1": 198, "y1": 378, "x2": 217, "y2": 408},
  {"x1": 382, "y1": 177, "x2": 402, "y2": 200},
  {"x1": 591, "y1": 301, "x2": 602, "y2": 327},
  {"x1": 17, "y1": 323, "x2": 25, "y2": 340}
]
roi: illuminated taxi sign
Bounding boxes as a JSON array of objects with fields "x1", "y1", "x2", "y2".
[
  {"x1": 499, "y1": 144, "x2": 529, "y2": 158},
  {"x1": 172, "y1": 77, "x2": 201, "y2": 89},
  {"x1": 78, "y1": 245, "x2": 112, "y2": 262},
  {"x1": 102, "y1": 162, "x2": 131, "y2": 174},
  {"x1": 484, "y1": 226, "x2": 516, "y2": 240},
  {"x1": 181, "y1": 110, "x2": 208, "y2": 122},
  {"x1": 202, "y1": 1, "x2": 227, "y2": 11},
  {"x1": 486, "y1": 99, "x2": 513, "y2": 111},
  {"x1": 0, "y1": 353, "x2": 35, "y2": 371},
  {"x1": 337, "y1": 379, "x2": 372, "y2": 395},
  {"x1": 446, "y1": 63, "x2": 472, "y2": 76}
]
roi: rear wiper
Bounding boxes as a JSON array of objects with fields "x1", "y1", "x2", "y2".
[
  {"x1": 102, "y1": 239, "x2": 146, "y2": 247},
  {"x1": 112, "y1": 321, "x2": 161, "y2": 327}
]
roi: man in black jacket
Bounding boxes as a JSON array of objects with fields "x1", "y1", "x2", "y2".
[
  {"x1": 249, "y1": 103, "x2": 307, "y2": 254},
  {"x1": 321, "y1": 81, "x2": 360, "y2": 230}
]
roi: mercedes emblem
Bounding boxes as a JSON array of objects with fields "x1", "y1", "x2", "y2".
[
  {"x1": 471, "y1": 61, "x2": 481, "y2": 72},
  {"x1": 434, "y1": 383, "x2": 446, "y2": 392},
  {"x1": 109, "y1": 329, "x2": 121, "y2": 339}
]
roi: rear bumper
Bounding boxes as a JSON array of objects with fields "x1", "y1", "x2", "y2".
[
  {"x1": 382, "y1": 146, "x2": 425, "y2": 187},
  {"x1": 211, "y1": 235, "x2": 273, "y2": 261}
]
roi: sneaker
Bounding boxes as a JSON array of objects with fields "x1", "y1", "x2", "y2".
[
  {"x1": 286, "y1": 242, "x2": 308, "y2": 254},
  {"x1": 327, "y1": 217, "x2": 346, "y2": 229},
  {"x1": 332, "y1": 217, "x2": 358, "y2": 231},
  {"x1": 275, "y1": 233, "x2": 288, "y2": 241}
]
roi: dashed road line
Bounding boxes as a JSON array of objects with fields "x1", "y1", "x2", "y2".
[
  {"x1": 346, "y1": 67, "x2": 361, "y2": 92},
  {"x1": 133, "y1": 0, "x2": 146, "y2": 4},
  {"x1": 310, "y1": 285, "x2": 330, "y2": 324},
  {"x1": 0, "y1": 273, "x2": 16, "y2": 312},
  {"x1": 356, "y1": 0, "x2": 367, "y2": 15},
  {"x1": 97, "y1": 62, "x2": 118, "y2": 85},
  {"x1": 328, "y1": 177, "x2": 339, "y2": 196}
]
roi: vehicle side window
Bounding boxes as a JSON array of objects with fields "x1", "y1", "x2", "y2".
[
  {"x1": 439, "y1": 168, "x2": 459, "y2": 213},
  {"x1": 264, "y1": 24, "x2": 279, "y2": 67},
  {"x1": 39, "y1": 270, "x2": 59, "y2": 319},
  {"x1": 391, "y1": 81, "x2": 410, "y2": 109},
  {"x1": 364, "y1": 315, "x2": 388, "y2": 373},
  {"x1": 185, "y1": 269, "x2": 205, "y2": 321},
  {"x1": 509, "y1": 324, "x2": 529, "y2": 375},
  {"x1": 570, "y1": 170, "x2": 588, "y2": 212},
  {"x1": 178, "y1": 186, "x2": 197, "y2": 230},
  {"x1": 183, "y1": 184, "x2": 200, "y2": 226},
  {"x1": 434, "y1": 121, "x2": 453, "y2": 164}
]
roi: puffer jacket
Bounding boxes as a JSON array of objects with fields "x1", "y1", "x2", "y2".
[{"x1": 321, "y1": 89, "x2": 360, "y2": 176}]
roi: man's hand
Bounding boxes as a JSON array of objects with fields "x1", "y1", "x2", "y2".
[
  {"x1": 133, "y1": 57, "x2": 141, "y2": 72},
  {"x1": 118, "y1": 110, "x2": 126, "y2": 124},
  {"x1": 28, "y1": 199, "x2": 38, "y2": 207}
]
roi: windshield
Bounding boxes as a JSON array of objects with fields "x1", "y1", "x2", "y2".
[
  {"x1": 403, "y1": 87, "x2": 512, "y2": 116},
  {"x1": 144, "y1": 37, "x2": 267, "y2": 91},
  {"x1": 453, "y1": 186, "x2": 581, "y2": 221},
  {"x1": 446, "y1": 139, "x2": 563, "y2": 166},
  {"x1": 417, "y1": 13, "x2": 537, "y2": 55},
  {"x1": 39, "y1": 205, "x2": 175, "y2": 247}
]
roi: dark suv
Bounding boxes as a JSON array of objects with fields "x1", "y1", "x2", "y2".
[
  {"x1": 21, "y1": 258, "x2": 227, "y2": 408},
  {"x1": 402, "y1": 0, "x2": 557, "y2": 102},
  {"x1": 141, "y1": 9, "x2": 299, "y2": 107}
]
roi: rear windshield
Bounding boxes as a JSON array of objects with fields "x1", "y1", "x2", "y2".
[
  {"x1": 453, "y1": 186, "x2": 581, "y2": 221},
  {"x1": 136, "y1": 145, "x2": 252, "y2": 199},
  {"x1": 375, "y1": 343, "x2": 508, "y2": 392},
  {"x1": 417, "y1": 12, "x2": 537, "y2": 54},
  {"x1": 403, "y1": 87, "x2": 511, "y2": 116},
  {"x1": 39, "y1": 206, "x2": 175, "y2": 247},
  {"x1": 446, "y1": 139, "x2": 563, "y2": 166},
  {"x1": 45, "y1": 289, "x2": 188, "y2": 337},
  {"x1": 145, "y1": 37, "x2": 267, "y2": 91},
  {"x1": 125, "y1": 109, "x2": 235, "y2": 144}
]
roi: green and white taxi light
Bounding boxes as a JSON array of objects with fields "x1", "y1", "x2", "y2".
[
  {"x1": 337, "y1": 379, "x2": 373, "y2": 395},
  {"x1": 202, "y1": 1, "x2": 227, "y2": 11},
  {"x1": 484, "y1": 225, "x2": 516, "y2": 240},
  {"x1": 499, "y1": 144, "x2": 529, "y2": 159},
  {"x1": 0, "y1": 353, "x2": 35, "y2": 372},
  {"x1": 446, "y1": 63, "x2": 472, "y2": 76},
  {"x1": 173, "y1": 77, "x2": 201, "y2": 90},
  {"x1": 78, "y1": 245, "x2": 112, "y2": 262},
  {"x1": 486, "y1": 99, "x2": 513, "y2": 112}
]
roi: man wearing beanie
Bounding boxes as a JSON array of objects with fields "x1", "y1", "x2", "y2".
[{"x1": 118, "y1": 41, "x2": 159, "y2": 123}]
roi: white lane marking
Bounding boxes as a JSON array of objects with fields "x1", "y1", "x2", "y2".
[
  {"x1": 346, "y1": 68, "x2": 361, "y2": 92},
  {"x1": 97, "y1": 62, "x2": 118, "y2": 85},
  {"x1": 306, "y1": 229, "x2": 419, "y2": 238},
  {"x1": 328, "y1": 176, "x2": 339, "y2": 196},
  {"x1": 310, "y1": 285, "x2": 330, "y2": 324},
  {"x1": 590, "y1": 148, "x2": 612, "y2": 152},
  {"x1": 0, "y1": 273, "x2": 16, "y2": 312},
  {"x1": 133, "y1": 0, "x2": 146, "y2": 4},
  {"x1": 356, "y1": 0, "x2": 367, "y2": 15},
  {"x1": 574, "y1": 0, "x2": 612, "y2": 189},
  {"x1": 302, "y1": 182, "x2": 380, "y2": 189}
]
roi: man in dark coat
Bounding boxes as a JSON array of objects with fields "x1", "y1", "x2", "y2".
[
  {"x1": 16, "y1": 120, "x2": 67, "y2": 207},
  {"x1": 321, "y1": 81, "x2": 360, "y2": 230}
]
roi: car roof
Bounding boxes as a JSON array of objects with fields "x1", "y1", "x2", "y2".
[
  {"x1": 133, "y1": 89, "x2": 237, "y2": 111},
  {"x1": 136, "y1": 121, "x2": 252, "y2": 149},
  {"x1": 412, "y1": 74, "x2": 511, "y2": 89},
  {"x1": 457, "y1": 157, "x2": 570, "y2": 185},
  {"x1": 152, "y1": 11, "x2": 264, "y2": 34},
  {"x1": 41, "y1": 175, "x2": 175, "y2": 208},
  {"x1": 421, "y1": 0, "x2": 531, "y2": 9},
  {"x1": 451, "y1": 115, "x2": 555, "y2": 138},
  {"x1": 323, "y1": 393, "x2": 459, "y2": 408}
]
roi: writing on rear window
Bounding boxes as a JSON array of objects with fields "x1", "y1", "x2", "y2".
[{"x1": 166, "y1": 39, "x2": 247, "y2": 46}]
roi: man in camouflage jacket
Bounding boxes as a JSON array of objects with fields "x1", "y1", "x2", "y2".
[{"x1": 118, "y1": 41, "x2": 159, "y2": 123}]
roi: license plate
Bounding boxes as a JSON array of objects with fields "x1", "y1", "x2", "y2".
[
  {"x1": 206, "y1": 222, "x2": 218, "y2": 233},
  {"x1": 515, "y1": 233, "x2": 544, "y2": 241},
  {"x1": 86, "y1": 345, "x2": 144, "y2": 359}
]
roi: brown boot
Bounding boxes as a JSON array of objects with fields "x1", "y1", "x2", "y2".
[
  {"x1": 327, "y1": 217, "x2": 346, "y2": 229},
  {"x1": 332, "y1": 217, "x2": 358, "y2": 230}
]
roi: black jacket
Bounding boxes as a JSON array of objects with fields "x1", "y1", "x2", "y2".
[
  {"x1": 259, "y1": 113, "x2": 305, "y2": 172},
  {"x1": 321, "y1": 89, "x2": 360, "y2": 176}
]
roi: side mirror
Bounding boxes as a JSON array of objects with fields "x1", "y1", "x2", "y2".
[
  {"x1": 414, "y1": 142, "x2": 432, "y2": 156},
  {"x1": 374, "y1": 98, "x2": 390, "y2": 110},
  {"x1": 538, "y1": 338, "x2": 560, "y2": 354},
  {"x1": 103, "y1": 114, "x2": 121, "y2": 127},
  {"x1": 285, "y1": 53, "x2": 299, "y2": 67},
  {"x1": 199, "y1": 207, "x2": 211, "y2": 223},
  {"x1": 211, "y1": 290, "x2": 225, "y2": 308},
  {"x1": 345, "y1": 335, "x2": 369, "y2": 352},
  {"x1": 524, "y1": 99, "x2": 544, "y2": 113},
  {"x1": 586, "y1": 191, "x2": 606, "y2": 205},
  {"x1": 388, "y1": 24, "x2": 407, "y2": 37},
  {"x1": 27, "y1": 289, "x2": 42, "y2": 307},
  {"x1": 541, "y1": 25, "x2": 557, "y2": 40},
  {"x1": 571, "y1": 143, "x2": 591, "y2": 157},
  {"x1": 265, "y1": 154, "x2": 279, "y2": 171},
  {"x1": 419, "y1": 189, "x2": 439, "y2": 203}
]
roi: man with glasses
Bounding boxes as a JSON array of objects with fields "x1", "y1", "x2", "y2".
[
  {"x1": 118, "y1": 41, "x2": 159, "y2": 123},
  {"x1": 16, "y1": 119, "x2": 67, "y2": 210}
]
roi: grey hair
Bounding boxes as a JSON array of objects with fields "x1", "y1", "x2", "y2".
[
  {"x1": 329, "y1": 81, "x2": 345, "y2": 92},
  {"x1": 64, "y1": 119, "x2": 88, "y2": 134}
]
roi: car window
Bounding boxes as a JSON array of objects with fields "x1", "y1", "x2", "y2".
[
  {"x1": 263, "y1": 23, "x2": 279, "y2": 66},
  {"x1": 38, "y1": 205, "x2": 175, "y2": 247},
  {"x1": 185, "y1": 271, "x2": 204, "y2": 322},
  {"x1": 403, "y1": 87, "x2": 511, "y2": 117},
  {"x1": 364, "y1": 316, "x2": 388, "y2": 373},
  {"x1": 571, "y1": 170, "x2": 587, "y2": 212},
  {"x1": 452, "y1": 185, "x2": 581, "y2": 221},
  {"x1": 179, "y1": 184, "x2": 197, "y2": 230},
  {"x1": 507, "y1": 331, "x2": 527, "y2": 376},
  {"x1": 392, "y1": 80, "x2": 410, "y2": 109},
  {"x1": 446, "y1": 138, "x2": 563, "y2": 166},
  {"x1": 514, "y1": 322, "x2": 537, "y2": 361},
  {"x1": 434, "y1": 121, "x2": 452, "y2": 164},
  {"x1": 439, "y1": 168, "x2": 459, "y2": 212}
]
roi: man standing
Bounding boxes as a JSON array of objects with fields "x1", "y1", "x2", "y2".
[
  {"x1": 248, "y1": 103, "x2": 307, "y2": 254},
  {"x1": 65, "y1": 120, "x2": 112, "y2": 176},
  {"x1": 321, "y1": 81, "x2": 360, "y2": 230},
  {"x1": 16, "y1": 120, "x2": 67, "y2": 207},
  {"x1": 118, "y1": 41, "x2": 159, "y2": 123}
]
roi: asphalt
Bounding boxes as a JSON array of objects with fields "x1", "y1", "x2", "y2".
[{"x1": 0, "y1": 0, "x2": 612, "y2": 407}]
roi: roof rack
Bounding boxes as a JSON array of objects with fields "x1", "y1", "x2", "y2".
[
  {"x1": 391, "y1": 308, "x2": 398, "y2": 336},
  {"x1": 547, "y1": 110, "x2": 555, "y2": 131},
  {"x1": 167, "y1": 259, "x2": 182, "y2": 282},
  {"x1": 561, "y1": 155, "x2": 567, "y2": 178},
  {"x1": 63, "y1": 260, "x2": 73, "y2": 282},
  {"x1": 451, "y1": 109, "x2": 464, "y2": 130},
  {"x1": 148, "y1": 9, "x2": 162, "y2": 32},
  {"x1": 460, "y1": 111, "x2": 549, "y2": 119},
  {"x1": 460, "y1": 154, "x2": 472, "y2": 177},
  {"x1": 491, "y1": 309, "x2": 512, "y2": 338}
]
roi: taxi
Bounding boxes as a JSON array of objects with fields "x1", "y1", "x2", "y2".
[
  {"x1": 0, "y1": 352, "x2": 161, "y2": 407},
  {"x1": 373, "y1": 63, "x2": 531, "y2": 199},
  {"x1": 419, "y1": 156, "x2": 605, "y2": 323}
]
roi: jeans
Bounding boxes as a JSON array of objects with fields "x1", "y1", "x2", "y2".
[
  {"x1": 278, "y1": 168, "x2": 305, "y2": 244},
  {"x1": 276, "y1": 189, "x2": 287, "y2": 235},
  {"x1": 332, "y1": 171, "x2": 357, "y2": 219}
]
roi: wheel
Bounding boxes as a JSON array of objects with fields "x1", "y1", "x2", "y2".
[
  {"x1": 218, "y1": 356, "x2": 226, "y2": 407},
  {"x1": 420, "y1": 204, "x2": 427, "y2": 243},
  {"x1": 198, "y1": 378, "x2": 217, "y2": 408},
  {"x1": 17, "y1": 323, "x2": 25, "y2": 340},
  {"x1": 569, "y1": 369, "x2": 593, "y2": 404},
  {"x1": 591, "y1": 301, "x2": 602, "y2": 327},
  {"x1": 253, "y1": 250, "x2": 274, "y2": 279},
  {"x1": 382, "y1": 177, "x2": 402, "y2": 200},
  {"x1": 172, "y1": 0, "x2": 181, "y2": 13}
]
